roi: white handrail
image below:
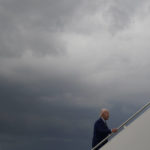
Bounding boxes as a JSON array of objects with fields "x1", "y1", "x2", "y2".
[{"x1": 91, "y1": 102, "x2": 150, "y2": 150}]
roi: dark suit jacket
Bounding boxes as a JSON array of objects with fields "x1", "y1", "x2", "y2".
[{"x1": 92, "y1": 118, "x2": 111, "y2": 150}]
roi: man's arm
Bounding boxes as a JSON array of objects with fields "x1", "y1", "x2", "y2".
[{"x1": 95, "y1": 122, "x2": 112, "y2": 134}]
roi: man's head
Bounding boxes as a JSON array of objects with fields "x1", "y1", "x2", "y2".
[{"x1": 100, "y1": 108, "x2": 110, "y2": 120}]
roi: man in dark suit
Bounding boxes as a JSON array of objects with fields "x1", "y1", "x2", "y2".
[{"x1": 92, "y1": 109, "x2": 118, "y2": 150}]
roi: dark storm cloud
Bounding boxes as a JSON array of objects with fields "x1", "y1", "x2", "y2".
[
  {"x1": 0, "y1": 0, "x2": 150, "y2": 150},
  {"x1": 0, "y1": 75, "x2": 141, "y2": 150},
  {"x1": 0, "y1": 77, "x2": 94, "y2": 150},
  {"x1": 0, "y1": 76, "x2": 142, "y2": 150}
]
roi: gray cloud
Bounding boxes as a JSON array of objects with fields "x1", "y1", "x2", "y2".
[
  {"x1": 0, "y1": 0, "x2": 84, "y2": 57},
  {"x1": 104, "y1": 0, "x2": 146, "y2": 32},
  {"x1": 64, "y1": 0, "x2": 149, "y2": 35},
  {"x1": 0, "y1": 0, "x2": 149, "y2": 58}
]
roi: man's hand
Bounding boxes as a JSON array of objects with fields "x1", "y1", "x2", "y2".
[{"x1": 111, "y1": 128, "x2": 118, "y2": 133}]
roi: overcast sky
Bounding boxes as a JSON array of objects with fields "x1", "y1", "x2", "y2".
[{"x1": 0, "y1": 0, "x2": 150, "y2": 150}]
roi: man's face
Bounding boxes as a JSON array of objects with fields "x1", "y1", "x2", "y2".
[{"x1": 103, "y1": 111, "x2": 109, "y2": 120}]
